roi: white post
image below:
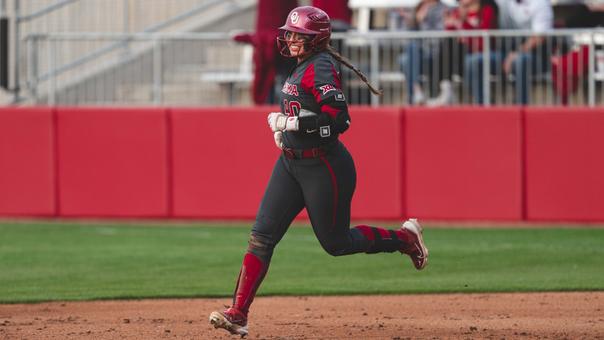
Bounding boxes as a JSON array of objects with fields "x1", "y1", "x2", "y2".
[
  {"x1": 482, "y1": 32, "x2": 490, "y2": 106},
  {"x1": 153, "y1": 38, "x2": 162, "y2": 105},
  {"x1": 358, "y1": 7, "x2": 370, "y2": 34},
  {"x1": 588, "y1": 33, "x2": 595, "y2": 107},
  {"x1": 26, "y1": 35, "x2": 38, "y2": 101},
  {"x1": 12, "y1": 0, "x2": 19, "y2": 102},
  {"x1": 123, "y1": 0, "x2": 129, "y2": 33},
  {"x1": 370, "y1": 39, "x2": 379, "y2": 107},
  {"x1": 48, "y1": 39, "x2": 56, "y2": 105}
]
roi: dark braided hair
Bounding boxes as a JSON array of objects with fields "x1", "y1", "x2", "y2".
[{"x1": 325, "y1": 45, "x2": 383, "y2": 96}]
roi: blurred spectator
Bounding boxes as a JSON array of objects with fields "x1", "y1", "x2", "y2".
[
  {"x1": 496, "y1": 0, "x2": 553, "y2": 105},
  {"x1": 551, "y1": 45, "x2": 589, "y2": 105},
  {"x1": 551, "y1": 2, "x2": 604, "y2": 104},
  {"x1": 461, "y1": 0, "x2": 553, "y2": 105},
  {"x1": 586, "y1": 0, "x2": 604, "y2": 19},
  {"x1": 442, "y1": 0, "x2": 499, "y2": 106},
  {"x1": 312, "y1": 0, "x2": 352, "y2": 32},
  {"x1": 232, "y1": 0, "x2": 298, "y2": 105},
  {"x1": 555, "y1": 2, "x2": 604, "y2": 28},
  {"x1": 312, "y1": 0, "x2": 350, "y2": 57},
  {"x1": 398, "y1": 0, "x2": 451, "y2": 105}
]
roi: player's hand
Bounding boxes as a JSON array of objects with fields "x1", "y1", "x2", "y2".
[
  {"x1": 267, "y1": 112, "x2": 299, "y2": 132},
  {"x1": 267, "y1": 112, "x2": 286, "y2": 132},
  {"x1": 273, "y1": 131, "x2": 284, "y2": 149}
]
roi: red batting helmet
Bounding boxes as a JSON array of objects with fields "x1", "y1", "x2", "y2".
[{"x1": 277, "y1": 6, "x2": 331, "y2": 57}]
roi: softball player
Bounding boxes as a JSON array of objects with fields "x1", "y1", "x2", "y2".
[{"x1": 210, "y1": 6, "x2": 429, "y2": 337}]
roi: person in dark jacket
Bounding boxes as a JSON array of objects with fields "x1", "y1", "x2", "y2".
[{"x1": 233, "y1": 0, "x2": 298, "y2": 104}]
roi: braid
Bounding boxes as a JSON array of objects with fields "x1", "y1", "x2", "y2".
[{"x1": 326, "y1": 45, "x2": 383, "y2": 96}]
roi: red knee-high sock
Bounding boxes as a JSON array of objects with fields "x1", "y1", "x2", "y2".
[
  {"x1": 353, "y1": 225, "x2": 412, "y2": 253},
  {"x1": 231, "y1": 252, "x2": 268, "y2": 316}
]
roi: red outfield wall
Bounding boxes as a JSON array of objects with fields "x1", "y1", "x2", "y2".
[
  {"x1": 56, "y1": 107, "x2": 169, "y2": 217},
  {"x1": 171, "y1": 107, "x2": 276, "y2": 219},
  {"x1": 340, "y1": 107, "x2": 404, "y2": 219},
  {"x1": 0, "y1": 108, "x2": 55, "y2": 216},
  {"x1": 405, "y1": 107, "x2": 523, "y2": 221},
  {"x1": 170, "y1": 106, "x2": 403, "y2": 219},
  {"x1": 525, "y1": 107, "x2": 604, "y2": 222},
  {"x1": 1, "y1": 106, "x2": 603, "y2": 222}
]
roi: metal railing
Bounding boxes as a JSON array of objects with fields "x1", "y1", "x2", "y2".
[
  {"x1": 3, "y1": 0, "x2": 254, "y2": 103},
  {"x1": 23, "y1": 29, "x2": 604, "y2": 107}
]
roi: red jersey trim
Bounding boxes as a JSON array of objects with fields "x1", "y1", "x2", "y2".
[
  {"x1": 301, "y1": 63, "x2": 322, "y2": 103},
  {"x1": 321, "y1": 104, "x2": 339, "y2": 118}
]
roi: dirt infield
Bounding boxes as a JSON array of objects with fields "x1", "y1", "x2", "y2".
[{"x1": 1, "y1": 292, "x2": 602, "y2": 339}]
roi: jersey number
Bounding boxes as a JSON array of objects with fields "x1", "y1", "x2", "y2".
[{"x1": 283, "y1": 99, "x2": 301, "y2": 116}]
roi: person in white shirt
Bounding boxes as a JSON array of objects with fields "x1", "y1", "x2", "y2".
[
  {"x1": 398, "y1": 0, "x2": 451, "y2": 105},
  {"x1": 465, "y1": 0, "x2": 553, "y2": 104}
]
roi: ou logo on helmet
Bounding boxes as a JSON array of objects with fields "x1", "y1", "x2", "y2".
[{"x1": 290, "y1": 11, "x2": 299, "y2": 24}]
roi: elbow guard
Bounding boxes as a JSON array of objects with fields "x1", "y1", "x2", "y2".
[
  {"x1": 297, "y1": 97, "x2": 350, "y2": 135},
  {"x1": 298, "y1": 113, "x2": 331, "y2": 132}
]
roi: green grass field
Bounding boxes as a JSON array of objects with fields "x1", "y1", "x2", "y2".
[{"x1": 0, "y1": 221, "x2": 602, "y2": 303}]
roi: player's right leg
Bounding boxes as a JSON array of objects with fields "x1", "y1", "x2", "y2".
[
  {"x1": 299, "y1": 142, "x2": 428, "y2": 270},
  {"x1": 348, "y1": 219, "x2": 428, "y2": 270},
  {"x1": 210, "y1": 156, "x2": 304, "y2": 337}
]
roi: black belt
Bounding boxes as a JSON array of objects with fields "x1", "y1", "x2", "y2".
[{"x1": 282, "y1": 141, "x2": 336, "y2": 159}]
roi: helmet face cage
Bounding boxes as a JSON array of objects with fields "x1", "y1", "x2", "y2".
[
  {"x1": 276, "y1": 6, "x2": 331, "y2": 58},
  {"x1": 277, "y1": 30, "x2": 315, "y2": 57}
]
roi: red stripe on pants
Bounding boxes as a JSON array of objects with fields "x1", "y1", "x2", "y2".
[
  {"x1": 320, "y1": 156, "x2": 339, "y2": 229},
  {"x1": 354, "y1": 225, "x2": 376, "y2": 241}
]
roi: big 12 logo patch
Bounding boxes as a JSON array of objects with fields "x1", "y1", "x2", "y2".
[{"x1": 319, "y1": 84, "x2": 336, "y2": 95}]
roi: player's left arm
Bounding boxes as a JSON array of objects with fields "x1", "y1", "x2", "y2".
[
  {"x1": 297, "y1": 88, "x2": 350, "y2": 134},
  {"x1": 298, "y1": 59, "x2": 351, "y2": 134}
]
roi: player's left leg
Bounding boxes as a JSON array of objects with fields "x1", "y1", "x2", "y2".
[
  {"x1": 299, "y1": 142, "x2": 428, "y2": 269},
  {"x1": 210, "y1": 156, "x2": 305, "y2": 336}
]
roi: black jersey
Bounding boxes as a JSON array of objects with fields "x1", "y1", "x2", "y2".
[{"x1": 279, "y1": 51, "x2": 351, "y2": 149}]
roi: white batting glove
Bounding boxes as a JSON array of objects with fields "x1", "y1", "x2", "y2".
[
  {"x1": 268, "y1": 112, "x2": 286, "y2": 132},
  {"x1": 284, "y1": 116, "x2": 299, "y2": 131},
  {"x1": 273, "y1": 131, "x2": 284, "y2": 149},
  {"x1": 267, "y1": 112, "x2": 299, "y2": 132}
]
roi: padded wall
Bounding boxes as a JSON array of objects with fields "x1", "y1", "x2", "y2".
[
  {"x1": 525, "y1": 107, "x2": 604, "y2": 221},
  {"x1": 405, "y1": 107, "x2": 523, "y2": 220},
  {"x1": 341, "y1": 107, "x2": 404, "y2": 219},
  {"x1": 2, "y1": 106, "x2": 604, "y2": 222},
  {"x1": 56, "y1": 107, "x2": 169, "y2": 217},
  {"x1": 171, "y1": 107, "x2": 278, "y2": 218},
  {"x1": 0, "y1": 108, "x2": 55, "y2": 215}
]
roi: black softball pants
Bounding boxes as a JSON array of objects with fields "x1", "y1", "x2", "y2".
[
  {"x1": 251, "y1": 140, "x2": 370, "y2": 260},
  {"x1": 231, "y1": 141, "x2": 407, "y2": 315}
]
